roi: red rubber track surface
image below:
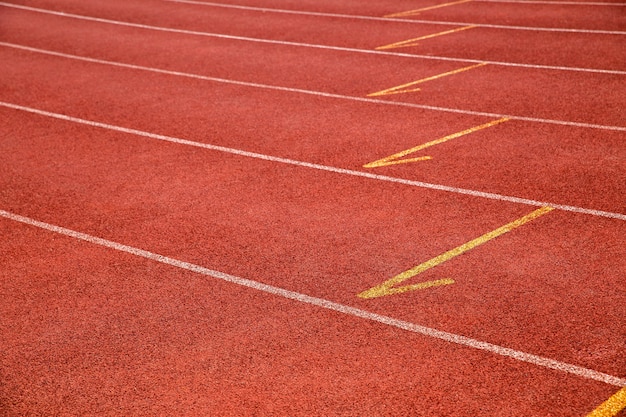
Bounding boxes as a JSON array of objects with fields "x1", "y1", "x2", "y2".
[
  {"x1": 254, "y1": 0, "x2": 626, "y2": 31},
  {"x1": 2, "y1": 219, "x2": 619, "y2": 416},
  {"x1": 0, "y1": 42, "x2": 623, "y2": 212},
  {"x1": 1, "y1": 0, "x2": 625, "y2": 416},
  {"x1": 0, "y1": 6, "x2": 624, "y2": 124},
  {"x1": 2, "y1": 0, "x2": 625, "y2": 71}
]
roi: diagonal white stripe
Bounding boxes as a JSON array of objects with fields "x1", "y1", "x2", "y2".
[
  {"x1": 1, "y1": 208, "x2": 625, "y2": 387},
  {"x1": 1, "y1": 100, "x2": 625, "y2": 221}
]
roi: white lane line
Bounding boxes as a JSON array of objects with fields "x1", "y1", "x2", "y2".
[
  {"x1": 1, "y1": 3, "x2": 625, "y2": 76},
  {"x1": 164, "y1": 0, "x2": 626, "y2": 35},
  {"x1": 1, "y1": 101, "x2": 625, "y2": 221},
  {"x1": 1, "y1": 209, "x2": 625, "y2": 387},
  {"x1": 476, "y1": 0, "x2": 626, "y2": 5},
  {"x1": 2, "y1": 42, "x2": 625, "y2": 133}
]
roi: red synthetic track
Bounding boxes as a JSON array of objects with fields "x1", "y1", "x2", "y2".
[{"x1": 1, "y1": 0, "x2": 625, "y2": 416}]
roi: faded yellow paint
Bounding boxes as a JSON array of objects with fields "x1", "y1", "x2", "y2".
[
  {"x1": 376, "y1": 25, "x2": 476, "y2": 50},
  {"x1": 385, "y1": 0, "x2": 473, "y2": 17},
  {"x1": 587, "y1": 387, "x2": 626, "y2": 417},
  {"x1": 363, "y1": 118, "x2": 508, "y2": 168},
  {"x1": 358, "y1": 207, "x2": 554, "y2": 299},
  {"x1": 367, "y1": 63, "x2": 486, "y2": 97}
]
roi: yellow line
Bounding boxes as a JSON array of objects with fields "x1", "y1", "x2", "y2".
[
  {"x1": 385, "y1": 0, "x2": 473, "y2": 17},
  {"x1": 358, "y1": 206, "x2": 553, "y2": 299},
  {"x1": 376, "y1": 25, "x2": 476, "y2": 50},
  {"x1": 367, "y1": 62, "x2": 486, "y2": 97},
  {"x1": 587, "y1": 387, "x2": 626, "y2": 417},
  {"x1": 363, "y1": 155, "x2": 432, "y2": 168},
  {"x1": 363, "y1": 118, "x2": 508, "y2": 168}
]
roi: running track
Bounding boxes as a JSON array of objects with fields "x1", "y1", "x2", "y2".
[{"x1": 0, "y1": 0, "x2": 625, "y2": 415}]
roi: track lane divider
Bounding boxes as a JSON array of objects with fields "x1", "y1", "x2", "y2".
[
  {"x1": 1, "y1": 42, "x2": 624, "y2": 133},
  {"x1": 163, "y1": 0, "x2": 626, "y2": 35},
  {"x1": 1, "y1": 100, "x2": 625, "y2": 222},
  {"x1": 1, "y1": 3, "x2": 625, "y2": 75},
  {"x1": 1, "y1": 208, "x2": 625, "y2": 387},
  {"x1": 476, "y1": 0, "x2": 626, "y2": 5}
]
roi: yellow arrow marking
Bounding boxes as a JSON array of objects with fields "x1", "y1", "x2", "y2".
[
  {"x1": 376, "y1": 25, "x2": 476, "y2": 50},
  {"x1": 587, "y1": 387, "x2": 626, "y2": 417},
  {"x1": 363, "y1": 118, "x2": 508, "y2": 168},
  {"x1": 385, "y1": 0, "x2": 473, "y2": 17},
  {"x1": 367, "y1": 63, "x2": 486, "y2": 97},
  {"x1": 358, "y1": 207, "x2": 554, "y2": 299}
]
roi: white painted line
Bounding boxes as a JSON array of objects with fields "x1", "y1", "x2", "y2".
[
  {"x1": 2, "y1": 42, "x2": 625, "y2": 133},
  {"x1": 1, "y1": 100, "x2": 625, "y2": 221},
  {"x1": 476, "y1": 0, "x2": 626, "y2": 5},
  {"x1": 1, "y1": 208, "x2": 625, "y2": 387},
  {"x1": 1, "y1": 2, "x2": 625, "y2": 76},
  {"x1": 164, "y1": 0, "x2": 626, "y2": 35}
]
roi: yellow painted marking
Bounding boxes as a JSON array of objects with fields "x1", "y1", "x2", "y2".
[
  {"x1": 363, "y1": 118, "x2": 508, "y2": 168},
  {"x1": 358, "y1": 206, "x2": 553, "y2": 299},
  {"x1": 376, "y1": 25, "x2": 476, "y2": 50},
  {"x1": 367, "y1": 63, "x2": 486, "y2": 97},
  {"x1": 587, "y1": 387, "x2": 626, "y2": 417},
  {"x1": 385, "y1": 0, "x2": 473, "y2": 17}
]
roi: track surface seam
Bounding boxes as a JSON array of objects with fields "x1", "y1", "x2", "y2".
[
  {"x1": 1, "y1": 208, "x2": 624, "y2": 388},
  {"x1": 2, "y1": 101, "x2": 624, "y2": 221},
  {"x1": 2, "y1": 2, "x2": 625, "y2": 76}
]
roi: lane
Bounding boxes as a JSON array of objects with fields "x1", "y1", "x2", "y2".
[
  {"x1": 160, "y1": 0, "x2": 626, "y2": 31},
  {"x1": 165, "y1": 0, "x2": 626, "y2": 34},
  {"x1": 3, "y1": 100, "x2": 624, "y2": 222},
  {"x1": 1, "y1": 0, "x2": 625, "y2": 73},
  {"x1": 1, "y1": 106, "x2": 625, "y2": 378},
  {"x1": 1, "y1": 218, "x2": 619, "y2": 416},
  {"x1": 1, "y1": 9, "x2": 623, "y2": 125},
  {"x1": 0, "y1": 45, "x2": 624, "y2": 215}
]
